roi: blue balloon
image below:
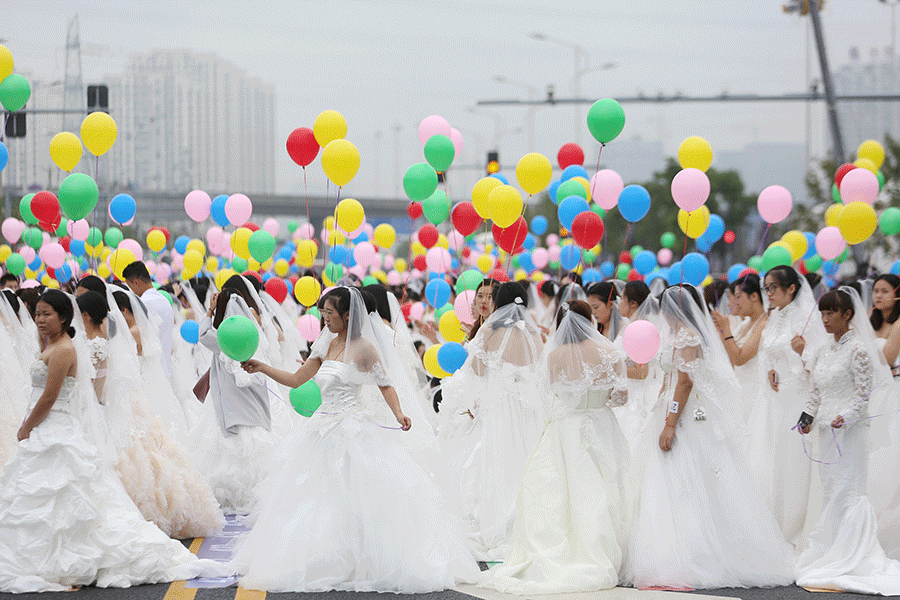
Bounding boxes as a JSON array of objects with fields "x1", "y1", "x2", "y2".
[
  {"x1": 891, "y1": 260, "x2": 900, "y2": 276},
  {"x1": 451, "y1": 257, "x2": 459, "y2": 271},
  {"x1": 561, "y1": 165, "x2": 589, "y2": 182},
  {"x1": 174, "y1": 235, "x2": 190, "y2": 255},
  {"x1": 180, "y1": 320, "x2": 200, "y2": 344},
  {"x1": 617, "y1": 185, "x2": 651, "y2": 222},
  {"x1": 823, "y1": 260, "x2": 839, "y2": 276},
  {"x1": 522, "y1": 233, "x2": 536, "y2": 250},
  {"x1": 548, "y1": 179, "x2": 562, "y2": 204},
  {"x1": 353, "y1": 230, "x2": 369, "y2": 243},
  {"x1": 633, "y1": 250, "x2": 657, "y2": 275},
  {"x1": 558, "y1": 195, "x2": 590, "y2": 230},
  {"x1": 695, "y1": 233, "x2": 713, "y2": 253},
  {"x1": 667, "y1": 261, "x2": 683, "y2": 284},
  {"x1": 682, "y1": 252, "x2": 710, "y2": 286},
  {"x1": 560, "y1": 245, "x2": 580, "y2": 270},
  {"x1": 28, "y1": 254, "x2": 42, "y2": 270},
  {"x1": 706, "y1": 214, "x2": 725, "y2": 243},
  {"x1": 109, "y1": 193, "x2": 136, "y2": 225},
  {"x1": 518, "y1": 252, "x2": 534, "y2": 273},
  {"x1": 69, "y1": 239, "x2": 86, "y2": 257},
  {"x1": 825, "y1": 276, "x2": 836, "y2": 288},
  {"x1": 490, "y1": 173, "x2": 509, "y2": 185},
  {"x1": 210, "y1": 194, "x2": 230, "y2": 227},
  {"x1": 55, "y1": 263, "x2": 73, "y2": 283},
  {"x1": 329, "y1": 245, "x2": 349, "y2": 265},
  {"x1": 79, "y1": 258, "x2": 90, "y2": 271},
  {"x1": 582, "y1": 268, "x2": 602, "y2": 283},
  {"x1": 802, "y1": 232, "x2": 817, "y2": 260},
  {"x1": 600, "y1": 260, "x2": 615, "y2": 277},
  {"x1": 530, "y1": 215, "x2": 548, "y2": 235},
  {"x1": 261, "y1": 272, "x2": 273, "y2": 282},
  {"x1": 424, "y1": 278, "x2": 451, "y2": 308},
  {"x1": 727, "y1": 263, "x2": 748, "y2": 283},
  {"x1": 437, "y1": 342, "x2": 468, "y2": 374},
  {"x1": 644, "y1": 271, "x2": 665, "y2": 286},
  {"x1": 0, "y1": 142, "x2": 8, "y2": 172}
]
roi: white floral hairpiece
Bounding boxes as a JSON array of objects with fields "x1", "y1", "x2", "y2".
[{"x1": 514, "y1": 296, "x2": 524, "y2": 305}]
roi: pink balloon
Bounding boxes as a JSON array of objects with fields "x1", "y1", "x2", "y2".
[
  {"x1": 839, "y1": 167, "x2": 879, "y2": 205},
  {"x1": 123, "y1": 216, "x2": 135, "y2": 227},
  {"x1": 815, "y1": 226, "x2": 847, "y2": 260},
  {"x1": 18, "y1": 247, "x2": 35, "y2": 263},
  {"x1": 387, "y1": 270, "x2": 401, "y2": 286},
  {"x1": 119, "y1": 239, "x2": 143, "y2": 262},
  {"x1": 348, "y1": 264, "x2": 367, "y2": 279},
  {"x1": 657, "y1": 248, "x2": 673, "y2": 266},
  {"x1": 548, "y1": 245, "x2": 561, "y2": 262},
  {"x1": 447, "y1": 231, "x2": 465, "y2": 252},
  {"x1": 449, "y1": 128, "x2": 464, "y2": 157},
  {"x1": 622, "y1": 319, "x2": 661, "y2": 364},
  {"x1": 363, "y1": 222, "x2": 374, "y2": 238},
  {"x1": 262, "y1": 217, "x2": 280, "y2": 237},
  {"x1": 146, "y1": 260, "x2": 157, "y2": 274},
  {"x1": 219, "y1": 232, "x2": 232, "y2": 257},
  {"x1": 225, "y1": 193, "x2": 252, "y2": 227},
  {"x1": 156, "y1": 263, "x2": 172, "y2": 282},
  {"x1": 20, "y1": 280, "x2": 40, "y2": 289},
  {"x1": 590, "y1": 169, "x2": 624, "y2": 210},
  {"x1": 383, "y1": 254, "x2": 395, "y2": 270},
  {"x1": 671, "y1": 168, "x2": 710, "y2": 212},
  {"x1": 171, "y1": 254, "x2": 184, "y2": 271},
  {"x1": 531, "y1": 247, "x2": 549, "y2": 269},
  {"x1": 454, "y1": 290, "x2": 475, "y2": 325},
  {"x1": 546, "y1": 234, "x2": 559, "y2": 246},
  {"x1": 67, "y1": 219, "x2": 89, "y2": 241},
  {"x1": 297, "y1": 223, "x2": 315, "y2": 240},
  {"x1": 418, "y1": 115, "x2": 452, "y2": 146},
  {"x1": 320, "y1": 228, "x2": 330, "y2": 244},
  {"x1": 39, "y1": 242, "x2": 66, "y2": 269},
  {"x1": 1, "y1": 218, "x2": 24, "y2": 244},
  {"x1": 297, "y1": 314, "x2": 321, "y2": 343},
  {"x1": 206, "y1": 226, "x2": 224, "y2": 247},
  {"x1": 426, "y1": 247, "x2": 452, "y2": 273},
  {"x1": 409, "y1": 301, "x2": 426, "y2": 321},
  {"x1": 353, "y1": 241, "x2": 376, "y2": 267},
  {"x1": 42, "y1": 231, "x2": 50, "y2": 246},
  {"x1": 184, "y1": 190, "x2": 212, "y2": 223},
  {"x1": 757, "y1": 185, "x2": 793, "y2": 224}
]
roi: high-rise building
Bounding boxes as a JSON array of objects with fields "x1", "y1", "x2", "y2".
[{"x1": 834, "y1": 48, "x2": 900, "y2": 152}]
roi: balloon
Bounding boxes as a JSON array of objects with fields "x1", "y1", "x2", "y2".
[
  {"x1": 451, "y1": 201, "x2": 481, "y2": 236},
  {"x1": 781, "y1": 230, "x2": 808, "y2": 263},
  {"x1": 80, "y1": 111, "x2": 117, "y2": 156},
  {"x1": 229, "y1": 227, "x2": 251, "y2": 260},
  {"x1": 181, "y1": 249, "x2": 202, "y2": 274},
  {"x1": 424, "y1": 278, "x2": 451, "y2": 308},
  {"x1": 757, "y1": 185, "x2": 793, "y2": 224},
  {"x1": 681, "y1": 252, "x2": 709, "y2": 286},
  {"x1": 557, "y1": 143, "x2": 584, "y2": 169},
  {"x1": 294, "y1": 276, "x2": 321, "y2": 307},
  {"x1": 671, "y1": 168, "x2": 710, "y2": 212},
  {"x1": 180, "y1": 320, "x2": 200, "y2": 344},
  {"x1": 109, "y1": 193, "x2": 136, "y2": 225},
  {"x1": 571, "y1": 211, "x2": 604, "y2": 249},
  {"x1": 289, "y1": 380, "x2": 322, "y2": 417},
  {"x1": 293, "y1": 314, "x2": 321, "y2": 345},
  {"x1": 423, "y1": 134, "x2": 455, "y2": 173},
  {"x1": 590, "y1": 169, "x2": 623, "y2": 210},
  {"x1": 0, "y1": 74, "x2": 30, "y2": 112},
  {"x1": 824, "y1": 203, "x2": 842, "y2": 227},
  {"x1": 487, "y1": 185, "x2": 523, "y2": 229},
  {"x1": 423, "y1": 190, "x2": 450, "y2": 225},
  {"x1": 30, "y1": 191, "x2": 61, "y2": 233},
  {"x1": 857, "y1": 139, "x2": 885, "y2": 170},
  {"x1": 217, "y1": 315, "x2": 259, "y2": 362},
  {"x1": 835, "y1": 163, "x2": 857, "y2": 187},
  {"x1": 633, "y1": 250, "x2": 657, "y2": 275},
  {"x1": 0, "y1": 141, "x2": 6, "y2": 172},
  {"x1": 321, "y1": 139, "x2": 360, "y2": 187},
  {"x1": 39, "y1": 242, "x2": 65, "y2": 269},
  {"x1": 622, "y1": 319, "x2": 660, "y2": 364},
  {"x1": 677, "y1": 206, "x2": 711, "y2": 239},
  {"x1": 804, "y1": 255, "x2": 823, "y2": 273},
  {"x1": 449, "y1": 127, "x2": 464, "y2": 157},
  {"x1": 492, "y1": 217, "x2": 528, "y2": 254},
  {"x1": 655, "y1": 248, "x2": 671, "y2": 266},
  {"x1": 5, "y1": 253, "x2": 25, "y2": 276},
  {"x1": 407, "y1": 202, "x2": 423, "y2": 221},
  {"x1": 335, "y1": 198, "x2": 364, "y2": 233},
  {"x1": 58, "y1": 173, "x2": 99, "y2": 220},
  {"x1": 556, "y1": 195, "x2": 588, "y2": 230},
  {"x1": 586, "y1": 98, "x2": 625, "y2": 144},
  {"x1": 454, "y1": 289, "x2": 476, "y2": 325},
  {"x1": 472, "y1": 176, "x2": 502, "y2": 218},
  {"x1": 403, "y1": 162, "x2": 439, "y2": 202},
  {"x1": 108, "y1": 248, "x2": 136, "y2": 280},
  {"x1": 0, "y1": 45, "x2": 11, "y2": 80},
  {"x1": 677, "y1": 136, "x2": 713, "y2": 171},
  {"x1": 21, "y1": 227, "x2": 43, "y2": 250},
  {"x1": 437, "y1": 341, "x2": 467, "y2": 373},
  {"x1": 248, "y1": 230, "x2": 276, "y2": 263},
  {"x1": 657, "y1": 232, "x2": 675, "y2": 249},
  {"x1": 854, "y1": 157, "x2": 878, "y2": 173},
  {"x1": 146, "y1": 230, "x2": 166, "y2": 252},
  {"x1": 560, "y1": 245, "x2": 580, "y2": 271},
  {"x1": 18, "y1": 194, "x2": 36, "y2": 225},
  {"x1": 183, "y1": 190, "x2": 211, "y2": 222},
  {"x1": 839, "y1": 167, "x2": 878, "y2": 205},
  {"x1": 225, "y1": 193, "x2": 252, "y2": 227},
  {"x1": 557, "y1": 180, "x2": 587, "y2": 205},
  {"x1": 515, "y1": 153, "x2": 552, "y2": 195},
  {"x1": 837, "y1": 201, "x2": 877, "y2": 245},
  {"x1": 418, "y1": 115, "x2": 451, "y2": 145},
  {"x1": 423, "y1": 345, "x2": 450, "y2": 378},
  {"x1": 425, "y1": 247, "x2": 452, "y2": 274},
  {"x1": 1, "y1": 218, "x2": 23, "y2": 244},
  {"x1": 49, "y1": 132, "x2": 83, "y2": 172},
  {"x1": 704, "y1": 214, "x2": 725, "y2": 243},
  {"x1": 372, "y1": 223, "x2": 395, "y2": 249},
  {"x1": 455, "y1": 269, "x2": 483, "y2": 295},
  {"x1": 762, "y1": 244, "x2": 792, "y2": 271},
  {"x1": 313, "y1": 110, "x2": 347, "y2": 147},
  {"x1": 104, "y1": 227, "x2": 124, "y2": 249},
  {"x1": 286, "y1": 127, "x2": 319, "y2": 167},
  {"x1": 210, "y1": 194, "x2": 230, "y2": 227},
  {"x1": 617, "y1": 185, "x2": 651, "y2": 223},
  {"x1": 880, "y1": 207, "x2": 900, "y2": 236},
  {"x1": 417, "y1": 223, "x2": 439, "y2": 249}
]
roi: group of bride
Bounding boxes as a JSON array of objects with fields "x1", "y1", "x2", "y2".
[{"x1": 1, "y1": 263, "x2": 899, "y2": 595}]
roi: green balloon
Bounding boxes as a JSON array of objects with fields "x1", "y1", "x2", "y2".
[
  {"x1": 549, "y1": 260, "x2": 560, "y2": 270},
  {"x1": 423, "y1": 189, "x2": 450, "y2": 225},
  {"x1": 5, "y1": 254, "x2": 25, "y2": 276},
  {"x1": 615, "y1": 263, "x2": 630, "y2": 280},
  {"x1": 586, "y1": 98, "x2": 626, "y2": 144},
  {"x1": 19, "y1": 194, "x2": 37, "y2": 225},
  {"x1": 660, "y1": 232, "x2": 676, "y2": 248},
  {"x1": 362, "y1": 275, "x2": 378, "y2": 286},
  {"x1": 289, "y1": 380, "x2": 322, "y2": 417},
  {"x1": 747, "y1": 255, "x2": 764, "y2": 271},
  {"x1": 630, "y1": 245, "x2": 644, "y2": 257},
  {"x1": 877, "y1": 170, "x2": 885, "y2": 191},
  {"x1": 287, "y1": 220, "x2": 298, "y2": 233},
  {"x1": 880, "y1": 207, "x2": 900, "y2": 235},
  {"x1": 104, "y1": 227, "x2": 123, "y2": 249},
  {"x1": 22, "y1": 227, "x2": 42, "y2": 250},
  {"x1": 231, "y1": 256, "x2": 248, "y2": 272},
  {"x1": 55, "y1": 217, "x2": 69, "y2": 238},
  {"x1": 511, "y1": 255, "x2": 520, "y2": 268},
  {"x1": 762, "y1": 245, "x2": 792, "y2": 272},
  {"x1": 456, "y1": 269, "x2": 483, "y2": 294},
  {"x1": 0, "y1": 74, "x2": 32, "y2": 112},
  {"x1": 831, "y1": 183, "x2": 841, "y2": 203},
  {"x1": 434, "y1": 304, "x2": 454, "y2": 321},
  {"x1": 582, "y1": 250, "x2": 596, "y2": 264},
  {"x1": 86, "y1": 227, "x2": 103, "y2": 247},
  {"x1": 591, "y1": 204, "x2": 606, "y2": 218},
  {"x1": 403, "y1": 163, "x2": 439, "y2": 202},
  {"x1": 557, "y1": 179, "x2": 587, "y2": 202},
  {"x1": 248, "y1": 230, "x2": 276, "y2": 263},
  {"x1": 216, "y1": 314, "x2": 259, "y2": 362},
  {"x1": 306, "y1": 306, "x2": 321, "y2": 319},
  {"x1": 325, "y1": 262, "x2": 344, "y2": 281},
  {"x1": 423, "y1": 134, "x2": 455, "y2": 173},
  {"x1": 804, "y1": 255, "x2": 823, "y2": 272},
  {"x1": 58, "y1": 173, "x2": 99, "y2": 221},
  {"x1": 159, "y1": 290, "x2": 174, "y2": 306},
  {"x1": 152, "y1": 282, "x2": 161, "y2": 290}
]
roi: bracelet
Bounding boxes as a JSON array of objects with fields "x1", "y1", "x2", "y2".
[
  {"x1": 724, "y1": 336, "x2": 734, "y2": 341},
  {"x1": 664, "y1": 424, "x2": 676, "y2": 429}
]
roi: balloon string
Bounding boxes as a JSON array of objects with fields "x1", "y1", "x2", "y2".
[
  {"x1": 753, "y1": 223, "x2": 772, "y2": 260},
  {"x1": 302, "y1": 167, "x2": 311, "y2": 234},
  {"x1": 662, "y1": 214, "x2": 692, "y2": 411},
  {"x1": 442, "y1": 173, "x2": 462, "y2": 277},
  {"x1": 595, "y1": 143, "x2": 604, "y2": 174}
]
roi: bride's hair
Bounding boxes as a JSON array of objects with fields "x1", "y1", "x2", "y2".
[
  {"x1": 766, "y1": 266, "x2": 801, "y2": 302},
  {"x1": 555, "y1": 299, "x2": 592, "y2": 332},
  {"x1": 38, "y1": 289, "x2": 76, "y2": 338},
  {"x1": 319, "y1": 287, "x2": 364, "y2": 339},
  {"x1": 818, "y1": 289, "x2": 854, "y2": 319},
  {"x1": 493, "y1": 281, "x2": 528, "y2": 310},
  {"x1": 76, "y1": 290, "x2": 109, "y2": 327}
]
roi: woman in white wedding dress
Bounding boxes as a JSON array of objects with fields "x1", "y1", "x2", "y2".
[
  {"x1": 233, "y1": 286, "x2": 479, "y2": 593},
  {"x1": 0, "y1": 290, "x2": 228, "y2": 593},
  {"x1": 0, "y1": 292, "x2": 30, "y2": 468},
  {"x1": 480, "y1": 299, "x2": 631, "y2": 594},
  {"x1": 629, "y1": 284, "x2": 794, "y2": 589}
]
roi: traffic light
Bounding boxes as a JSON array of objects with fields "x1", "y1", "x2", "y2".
[
  {"x1": 486, "y1": 151, "x2": 499, "y2": 175},
  {"x1": 5, "y1": 107, "x2": 26, "y2": 138},
  {"x1": 87, "y1": 85, "x2": 109, "y2": 112}
]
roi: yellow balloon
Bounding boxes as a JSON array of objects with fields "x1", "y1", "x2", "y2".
[
  {"x1": 181, "y1": 268, "x2": 198, "y2": 281},
  {"x1": 41, "y1": 274, "x2": 53, "y2": 286},
  {"x1": 838, "y1": 201, "x2": 877, "y2": 245},
  {"x1": 183, "y1": 249, "x2": 204, "y2": 273},
  {"x1": 294, "y1": 275, "x2": 322, "y2": 307},
  {"x1": 515, "y1": 153, "x2": 552, "y2": 195},
  {"x1": 324, "y1": 216, "x2": 335, "y2": 231},
  {"x1": 248, "y1": 258, "x2": 261, "y2": 271},
  {"x1": 186, "y1": 239, "x2": 206, "y2": 256},
  {"x1": 205, "y1": 256, "x2": 218, "y2": 272},
  {"x1": 296, "y1": 239, "x2": 317, "y2": 267},
  {"x1": 824, "y1": 203, "x2": 842, "y2": 227},
  {"x1": 857, "y1": 139, "x2": 885, "y2": 170},
  {"x1": 471, "y1": 177, "x2": 502, "y2": 218},
  {"x1": 109, "y1": 248, "x2": 136, "y2": 280},
  {"x1": 678, "y1": 136, "x2": 713, "y2": 172},
  {"x1": 487, "y1": 185, "x2": 523, "y2": 228},
  {"x1": 570, "y1": 176, "x2": 592, "y2": 202},
  {"x1": 477, "y1": 254, "x2": 494, "y2": 273},
  {"x1": 532, "y1": 270, "x2": 546, "y2": 282},
  {"x1": 423, "y1": 344, "x2": 450, "y2": 378},
  {"x1": 335, "y1": 198, "x2": 365, "y2": 232},
  {"x1": 373, "y1": 223, "x2": 396, "y2": 248},
  {"x1": 215, "y1": 268, "x2": 237, "y2": 291},
  {"x1": 371, "y1": 269, "x2": 388, "y2": 284},
  {"x1": 321, "y1": 139, "x2": 360, "y2": 187},
  {"x1": 0, "y1": 244, "x2": 10, "y2": 263},
  {"x1": 0, "y1": 45, "x2": 13, "y2": 80},
  {"x1": 313, "y1": 109, "x2": 348, "y2": 147},
  {"x1": 45, "y1": 278, "x2": 60, "y2": 289},
  {"x1": 146, "y1": 230, "x2": 166, "y2": 252},
  {"x1": 701, "y1": 275, "x2": 713, "y2": 287},
  {"x1": 437, "y1": 234, "x2": 448, "y2": 250},
  {"x1": 327, "y1": 230, "x2": 347, "y2": 245},
  {"x1": 49, "y1": 132, "x2": 83, "y2": 172},
  {"x1": 80, "y1": 111, "x2": 117, "y2": 157},
  {"x1": 100, "y1": 247, "x2": 112, "y2": 261},
  {"x1": 853, "y1": 157, "x2": 878, "y2": 174},
  {"x1": 25, "y1": 268, "x2": 39, "y2": 280},
  {"x1": 677, "y1": 206, "x2": 711, "y2": 239},
  {"x1": 411, "y1": 241, "x2": 427, "y2": 256},
  {"x1": 86, "y1": 242, "x2": 104, "y2": 258},
  {"x1": 514, "y1": 269, "x2": 528, "y2": 282},
  {"x1": 781, "y1": 230, "x2": 807, "y2": 263},
  {"x1": 439, "y1": 311, "x2": 466, "y2": 343},
  {"x1": 231, "y1": 227, "x2": 252, "y2": 260},
  {"x1": 394, "y1": 258, "x2": 407, "y2": 273},
  {"x1": 260, "y1": 258, "x2": 273, "y2": 272},
  {"x1": 274, "y1": 258, "x2": 290, "y2": 277}
]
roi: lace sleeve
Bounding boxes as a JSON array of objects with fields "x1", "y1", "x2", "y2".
[
  {"x1": 805, "y1": 380, "x2": 822, "y2": 418},
  {"x1": 673, "y1": 330, "x2": 701, "y2": 382},
  {"x1": 842, "y1": 343, "x2": 873, "y2": 422},
  {"x1": 308, "y1": 333, "x2": 330, "y2": 361}
]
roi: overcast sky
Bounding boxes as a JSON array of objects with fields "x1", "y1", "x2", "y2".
[{"x1": 4, "y1": 0, "x2": 897, "y2": 198}]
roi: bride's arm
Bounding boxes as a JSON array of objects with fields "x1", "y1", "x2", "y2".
[
  {"x1": 19, "y1": 346, "x2": 76, "y2": 440},
  {"x1": 378, "y1": 385, "x2": 411, "y2": 430},
  {"x1": 243, "y1": 356, "x2": 322, "y2": 388}
]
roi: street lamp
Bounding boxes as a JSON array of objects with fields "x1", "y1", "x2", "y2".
[{"x1": 493, "y1": 75, "x2": 539, "y2": 152}]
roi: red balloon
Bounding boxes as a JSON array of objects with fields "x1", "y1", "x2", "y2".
[
  {"x1": 400, "y1": 302, "x2": 413, "y2": 322},
  {"x1": 46, "y1": 267, "x2": 55, "y2": 280},
  {"x1": 60, "y1": 236, "x2": 71, "y2": 253},
  {"x1": 407, "y1": 202, "x2": 423, "y2": 220},
  {"x1": 627, "y1": 268, "x2": 644, "y2": 281},
  {"x1": 451, "y1": 201, "x2": 482, "y2": 236},
  {"x1": 418, "y1": 224, "x2": 439, "y2": 249},
  {"x1": 618, "y1": 250, "x2": 632, "y2": 265},
  {"x1": 31, "y1": 191, "x2": 61, "y2": 233},
  {"x1": 723, "y1": 230, "x2": 735, "y2": 244},
  {"x1": 264, "y1": 277, "x2": 288, "y2": 303},
  {"x1": 461, "y1": 246, "x2": 471, "y2": 258},
  {"x1": 834, "y1": 163, "x2": 856, "y2": 187},
  {"x1": 797, "y1": 261, "x2": 808, "y2": 276},
  {"x1": 492, "y1": 217, "x2": 528, "y2": 254},
  {"x1": 244, "y1": 221, "x2": 260, "y2": 232},
  {"x1": 570, "y1": 211, "x2": 604, "y2": 249},
  {"x1": 739, "y1": 267, "x2": 759, "y2": 279},
  {"x1": 557, "y1": 143, "x2": 585, "y2": 169},
  {"x1": 289, "y1": 275, "x2": 300, "y2": 288},
  {"x1": 413, "y1": 255, "x2": 427, "y2": 272},
  {"x1": 286, "y1": 127, "x2": 319, "y2": 167},
  {"x1": 489, "y1": 268, "x2": 510, "y2": 282},
  {"x1": 150, "y1": 226, "x2": 171, "y2": 245},
  {"x1": 243, "y1": 270, "x2": 263, "y2": 282}
]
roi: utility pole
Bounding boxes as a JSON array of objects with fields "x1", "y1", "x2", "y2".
[{"x1": 806, "y1": 0, "x2": 845, "y2": 164}]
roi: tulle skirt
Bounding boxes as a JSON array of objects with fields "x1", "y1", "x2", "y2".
[
  {"x1": 868, "y1": 377, "x2": 900, "y2": 561},
  {"x1": 231, "y1": 412, "x2": 480, "y2": 593}
]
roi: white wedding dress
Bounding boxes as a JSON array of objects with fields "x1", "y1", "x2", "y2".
[
  {"x1": 870, "y1": 337, "x2": 900, "y2": 560},
  {"x1": 0, "y1": 361, "x2": 229, "y2": 593}
]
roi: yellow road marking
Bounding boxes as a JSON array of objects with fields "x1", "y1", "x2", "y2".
[
  {"x1": 235, "y1": 588, "x2": 266, "y2": 600},
  {"x1": 163, "y1": 538, "x2": 204, "y2": 600}
]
